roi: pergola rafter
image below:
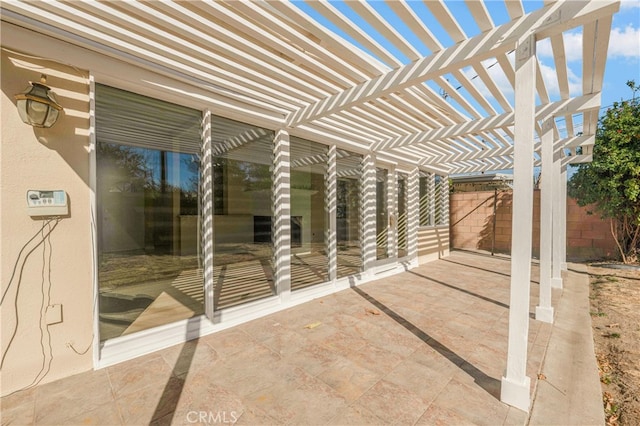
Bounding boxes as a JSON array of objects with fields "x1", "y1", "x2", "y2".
[
  {"x1": 285, "y1": 1, "x2": 618, "y2": 130},
  {"x1": 1, "y1": 0, "x2": 617, "y2": 174},
  {"x1": 1, "y1": 9, "x2": 621, "y2": 391},
  {"x1": 373, "y1": 93, "x2": 602, "y2": 152}
]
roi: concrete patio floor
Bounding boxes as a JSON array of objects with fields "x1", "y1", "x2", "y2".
[{"x1": 1, "y1": 250, "x2": 601, "y2": 425}]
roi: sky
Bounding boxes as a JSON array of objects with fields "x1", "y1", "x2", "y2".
[
  {"x1": 293, "y1": 0, "x2": 640, "y2": 123},
  {"x1": 536, "y1": 0, "x2": 640, "y2": 109},
  {"x1": 594, "y1": 0, "x2": 640, "y2": 106}
]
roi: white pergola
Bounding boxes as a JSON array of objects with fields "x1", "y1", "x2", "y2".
[{"x1": 1, "y1": 0, "x2": 619, "y2": 412}]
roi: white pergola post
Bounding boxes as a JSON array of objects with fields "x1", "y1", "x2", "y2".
[
  {"x1": 551, "y1": 144, "x2": 564, "y2": 288},
  {"x1": 273, "y1": 129, "x2": 291, "y2": 300},
  {"x1": 536, "y1": 119, "x2": 555, "y2": 324},
  {"x1": 327, "y1": 145, "x2": 337, "y2": 281},
  {"x1": 501, "y1": 34, "x2": 536, "y2": 413},
  {"x1": 201, "y1": 109, "x2": 215, "y2": 320},
  {"x1": 408, "y1": 167, "x2": 420, "y2": 260},
  {"x1": 361, "y1": 153, "x2": 377, "y2": 271},
  {"x1": 560, "y1": 166, "x2": 568, "y2": 271},
  {"x1": 388, "y1": 166, "x2": 398, "y2": 259}
]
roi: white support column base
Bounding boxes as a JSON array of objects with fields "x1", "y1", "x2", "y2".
[
  {"x1": 561, "y1": 262, "x2": 568, "y2": 271},
  {"x1": 535, "y1": 306, "x2": 554, "y2": 323},
  {"x1": 501, "y1": 375, "x2": 531, "y2": 412},
  {"x1": 551, "y1": 277, "x2": 563, "y2": 289}
]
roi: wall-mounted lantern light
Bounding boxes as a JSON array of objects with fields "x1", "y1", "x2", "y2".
[{"x1": 14, "y1": 75, "x2": 63, "y2": 128}]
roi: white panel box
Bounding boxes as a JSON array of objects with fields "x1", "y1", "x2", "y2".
[{"x1": 26, "y1": 190, "x2": 69, "y2": 216}]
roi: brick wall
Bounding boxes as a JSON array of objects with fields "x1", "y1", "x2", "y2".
[{"x1": 450, "y1": 190, "x2": 618, "y2": 261}]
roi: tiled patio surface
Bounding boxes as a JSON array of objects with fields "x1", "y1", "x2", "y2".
[{"x1": 2, "y1": 251, "x2": 555, "y2": 425}]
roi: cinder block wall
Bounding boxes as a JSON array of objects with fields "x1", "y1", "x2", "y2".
[
  {"x1": 450, "y1": 190, "x2": 618, "y2": 261},
  {"x1": 566, "y1": 197, "x2": 618, "y2": 260}
]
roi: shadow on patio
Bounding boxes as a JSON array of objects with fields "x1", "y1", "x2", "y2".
[{"x1": 2, "y1": 251, "x2": 558, "y2": 425}]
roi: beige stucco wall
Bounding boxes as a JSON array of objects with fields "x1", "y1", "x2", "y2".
[
  {"x1": 417, "y1": 226, "x2": 450, "y2": 264},
  {"x1": 1, "y1": 49, "x2": 93, "y2": 396}
]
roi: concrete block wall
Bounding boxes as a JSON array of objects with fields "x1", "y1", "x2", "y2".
[
  {"x1": 565, "y1": 197, "x2": 618, "y2": 261},
  {"x1": 450, "y1": 190, "x2": 618, "y2": 261}
]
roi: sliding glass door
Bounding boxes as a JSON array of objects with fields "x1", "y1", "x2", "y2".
[
  {"x1": 210, "y1": 116, "x2": 276, "y2": 309},
  {"x1": 290, "y1": 137, "x2": 329, "y2": 290},
  {"x1": 96, "y1": 84, "x2": 413, "y2": 346},
  {"x1": 96, "y1": 84, "x2": 204, "y2": 341}
]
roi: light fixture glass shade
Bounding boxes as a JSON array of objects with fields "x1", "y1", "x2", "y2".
[{"x1": 14, "y1": 77, "x2": 63, "y2": 128}]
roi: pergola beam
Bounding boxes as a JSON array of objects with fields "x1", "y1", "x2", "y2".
[
  {"x1": 423, "y1": 0, "x2": 466, "y2": 43},
  {"x1": 384, "y1": 1, "x2": 442, "y2": 53},
  {"x1": 465, "y1": 0, "x2": 494, "y2": 33},
  {"x1": 286, "y1": 0, "x2": 618, "y2": 128},
  {"x1": 473, "y1": 60, "x2": 514, "y2": 113},
  {"x1": 262, "y1": 0, "x2": 388, "y2": 75},
  {"x1": 505, "y1": 0, "x2": 525, "y2": 20},
  {"x1": 346, "y1": 0, "x2": 421, "y2": 61},
  {"x1": 564, "y1": 134, "x2": 596, "y2": 148},
  {"x1": 422, "y1": 134, "x2": 594, "y2": 165},
  {"x1": 375, "y1": 93, "x2": 601, "y2": 152},
  {"x1": 446, "y1": 159, "x2": 513, "y2": 174},
  {"x1": 304, "y1": 0, "x2": 401, "y2": 68},
  {"x1": 564, "y1": 154, "x2": 593, "y2": 166},
  {"x1": 2, "y1": 1, "x2": 617, "y2": 177}
]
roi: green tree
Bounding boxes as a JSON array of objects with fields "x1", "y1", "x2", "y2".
[
  {"x1": 568, "y1": 81, "x2": 640, "y2": 263},
  {"x1": 97, "y1": 143, "x2": 154, "y2": 194}
]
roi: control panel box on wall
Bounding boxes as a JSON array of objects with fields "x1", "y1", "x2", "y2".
[{"x1": 26, "y1": 190, "x2": 68, "y2": 217}]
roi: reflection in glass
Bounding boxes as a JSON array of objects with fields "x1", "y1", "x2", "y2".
[
  {"x1": 96, "y1": 85, "x2": 203, "y2": 342},
  {"x1": 97, "y1": 144, "x2": 203, "y2": 341},
  {"x1": 397, "y1": 173, "x2": 408, "y2": 258},
  {"x1": 336, "y1": 150, "x2": 363, "y2": 278},
  {"x1": 290, "y1": 137, "x2": 329, "y2": 289},
  {"x1": 419, "y1": 172, "x2": 433, "y2": 226},
  {"x1": 435, "y1": 174, "x2": 448, "y2": 225},
  {"x1": 212, "y1": 116, "x2": 276, "y2": 309},
  {"x1": 376, "y1": 168, "x2": 389, "y2": 260}
]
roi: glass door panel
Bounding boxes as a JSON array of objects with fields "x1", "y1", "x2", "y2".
[
  {"x1": 96, "y1": 84, "x2": 203, "y2": 341},
  {"x1": 376, "y1": 167, "x2": 389, "y2": 260},
  {"x1": 336, "y1": 150, "x2": 363, "y2": 278},
  {"x1": 97, "y1": 145, "x2": 203, "y2": 341},
  {"x1": 397, "y1": 173, "x2": 408, "y2": 259},
  {"x1": 290, "y1": 137, "x2": 329, "y2": 290},
  {"x1": 211, "y1": 116, "x2": 276, "y2": 309}
]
